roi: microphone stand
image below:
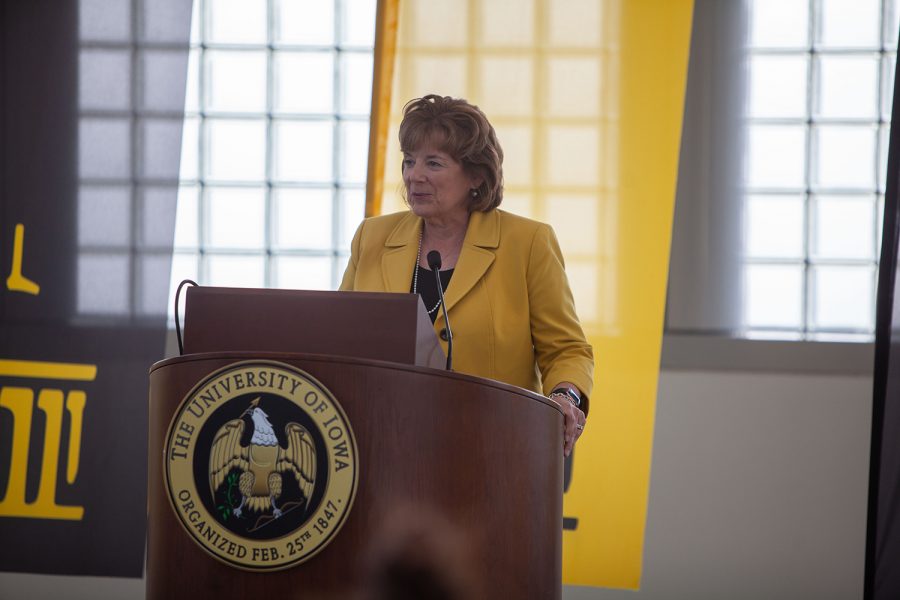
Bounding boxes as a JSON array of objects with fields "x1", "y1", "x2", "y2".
[{"x1": 427, "y1": 250, "x2": 453, "y2": 371}]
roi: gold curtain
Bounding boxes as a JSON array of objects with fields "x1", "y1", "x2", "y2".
[{"x1": 366, "y1": 0, "x2": 694, "y2": 588}]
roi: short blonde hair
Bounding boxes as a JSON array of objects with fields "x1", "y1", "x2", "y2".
[{"x1": 399, "y1": 95, "x2": 504, "y2": 212}]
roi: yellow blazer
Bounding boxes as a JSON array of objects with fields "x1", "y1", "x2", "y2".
[{"x1": 340, "y1": 209, "x2": 594, "y2": 407}]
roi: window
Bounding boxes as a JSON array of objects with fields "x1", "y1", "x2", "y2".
[
  {"x1": 170, "y1": 0, "x2": 376, "y2": 318},
  {"x1": 742, "y1": 0, "x2": 899, "y2": 340},
  {"x1": 668, "y1": 0, "x2": 900, "y2": 344},
  {"x1": 78, "y1": 0, "x2": 191, "y2": 321}
]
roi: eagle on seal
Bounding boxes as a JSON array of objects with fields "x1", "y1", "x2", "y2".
[{"x1": 209, "y1": 397, "x2": 316, "y2": 519}]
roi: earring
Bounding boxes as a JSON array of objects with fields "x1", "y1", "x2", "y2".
[{"x1": 470, "y1": 189, "x2": 479, "y2": 198}]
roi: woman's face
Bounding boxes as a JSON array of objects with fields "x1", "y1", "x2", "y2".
[{"x1": 402, "y1": 144, "x2": 480, "y2": 223}]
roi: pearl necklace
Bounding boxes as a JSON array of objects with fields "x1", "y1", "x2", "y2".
[{"x1": 412, "y1": 231, "x2": 444, "y2": 315}]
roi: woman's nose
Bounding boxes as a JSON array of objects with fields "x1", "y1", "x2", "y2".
[{"x1": 406, "y1": 162, "x2": 425, "y2": 181}]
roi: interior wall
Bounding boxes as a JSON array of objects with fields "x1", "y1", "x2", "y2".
[
  {"x1": 0, "y1": 368, "x2": 872, "y2": 600},
  {"x1": 568, "y1": 369, "x2": 872, "y2": 600}
]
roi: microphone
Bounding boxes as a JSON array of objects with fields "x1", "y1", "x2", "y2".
[{"x1": 427, "y1": 250, "x2": 453, "y2": 371}]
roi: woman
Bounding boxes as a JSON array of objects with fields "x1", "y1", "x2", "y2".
[{"x1": 340, "y1": 95, "x2": 592, "y2": 456}]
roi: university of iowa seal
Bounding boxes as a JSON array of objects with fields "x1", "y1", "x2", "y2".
[{"x1": 163, "y1": 360, "x2": 358, "y2": 571}]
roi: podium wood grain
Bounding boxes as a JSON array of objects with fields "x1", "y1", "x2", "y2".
[{"x1": 148, "y1": 352, "x2": 564, "y2": 600}]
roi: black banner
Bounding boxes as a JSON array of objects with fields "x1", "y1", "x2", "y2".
[
  {"x1": 866, "y1": 17, "x2": 900, "y2": 600},
  {"x1": 0, "y1": 0, "x2": 188, "y2": 576}
]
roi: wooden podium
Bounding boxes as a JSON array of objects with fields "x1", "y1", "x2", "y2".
[{"x1": 147, "y1": 289, "x2": 564, "y2": 599}]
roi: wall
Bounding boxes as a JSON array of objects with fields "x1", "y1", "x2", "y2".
[
  {"x1": 568, "y1": 369, "x2": 872, "y2": 600},
  {"x1": 0, "y1": 366, "x2": 872, "y2": 599}
]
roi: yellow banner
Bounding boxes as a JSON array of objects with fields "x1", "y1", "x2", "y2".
[
  {"x1": 563, "y1": 1, "x2": 694, "y2": 589},
  {"x1": 372, "y1": 0, "x2": 694, "y2": 588}
]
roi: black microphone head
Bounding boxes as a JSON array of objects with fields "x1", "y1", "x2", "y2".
[{"x1": 426, "y1": 250, "x2": 442, "y2": 271}]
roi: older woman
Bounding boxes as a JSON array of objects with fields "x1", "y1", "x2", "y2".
[{"x1": 340, "y1": 95, "x2": 592, "y2": 456}]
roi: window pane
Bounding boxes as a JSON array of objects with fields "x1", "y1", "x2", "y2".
[
  {"x1": 206, "y1": 50, "x2": 267, "y2": 113},
  {"x1": 273, "y1": 120, "x2": 334, "y2": 182},
  {"x1": 140, "y1": 186, "x2": 179, "y2": 249},
  {"x1": 480, "y1": 58, "x2": 535, "y2": 119},
  {"x1": 272, "y1": 188, "x2": 333, "y2": 250},
  {"x1": 80, "y1": 0, "x2": 131, "y2": 42},
  {"x1": 410, "y1": 56, "x2": 468, "y2": 100},
  {"x1": 499, "y1": 192, "x2": 534, "y2": 218},
  {"x1": 207, "y1": 0, "x2": 267, "y2": 45},
  {"x1": 749, "y1": 54, "x2": 807, "y2": 118},
  {"x1": 137, "y1": 254, "x2": 172, "y2": 316},
  {"x1": 342, "y1": 0, "x2": 377, "y2": 46},
  {"x1": 142, "y1": 0, "x2": 193, "y2": 43},
  {"x1": 180, "y1": 117, "x2": 199, "y2": 181},
  {"x1": 887, "y1": 1, "x2": 900, "y2": 48},
  {"x1": 206, "y1": 187, "x2": 266, "y2": 250},
  {"x1": 811, "y1": 265, "x2": 874, "y2": 330},
  {"x1": 341, "y1": 52, "x2": 374, "y2": 115},
  {"x1": 173, "y1": 185, "x2": 199, "y2": 249},
  {"x1": 567, "y1": 261, "x2": 599, "y2": 323},
  {"x1": 142, "y1": 118, "x2": 184, "y2": 180},
  {"x1": 816, "y1": 55, "x2": 879, "y2": 119},
  {"x1": 495, "y1": 125, "x2": 533, "y2": 185},
  {"x1": 79, "y1": 49, "x2": 131, "y2": 111},
  {"x1": 745, "y1": 194, "x2": 805, "y2": 259},
  {"x1": 206, "y1": 254, "x2": 266, "y2": 288},
  {"x1": 206, "y1": 119, "x2": 267, "y2": 181},
  {"x1": 813, "y1": 125, "x2": 877, "y2": 189},
  {"x1": 749, "y1": 0, "x2": 808, "y2": 48},
  {"x1": 746, "y1": 125, "x2": 806, "y2": 189},
  {"x1": 274, "y1": 256, "x2": 333, "y2": 290},
  {"x1": 819, "y1": 0, "x2": 880, "y2": 48},
  {"x1": 274, "y1": 51, "x2": 334, "y2": 113},
  {"x1": 173, "y1": 0, "x2": 390, "y2": 300},
  {"x1": 544, "y1": 125, "x2": 599, "y2": 187},
  {"x1": 408, "y1": 0, "x2": 468, "y2": 47},
  {"x1": 745, "y1": 264, "x2": 804, "y2": 328},
  {"x1": 78, "y1": 253, "x2": 130, "y2": 315},
  {"x1": 546, "y1": 195, "x2": 600, "y2": 256},
  {"x1": 190, "y1": 0, "x2": 200, "y2": 44},
  {"x1": 143, "y1": 49, "x2": 194, "y2": 113},
  {"x1": 184, "y1": 49, "x2": 200, "y2": 114},
  {"x1": 339, "y1": 189, "x2": 366, "y2": 251},
  {"x1": 78, "y1": 185, "x2": 131, "y2": 247},
  {"x1": 546, "y1": 57, "x2": 602, "y2": 119},
  {"x1": 811, "y1": 195, "x2": 875, "y2": 260},
  {"x1": 546, "y1": 0, "x2": 601, "y2": 48},
  {"x1": 479, "y1": 0, "x2": 535, "y2": 47},
  {"x1": 883, "y1": 54, "x2": 896, "y2": 121},
  {"x1": 79, "y1": 118, "x2": 132, "y2": 180},
  {"x1": 275, "y1": 0, "x2": 334, "y2": 45},
  {"x1": 340, "y1": 120, "x2": 369, "y2": 184}
]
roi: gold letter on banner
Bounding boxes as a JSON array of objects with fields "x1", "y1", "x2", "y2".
[
  {"x1": 6, "y1": 223, "x2": 40, "y2": 295},
  {"x1": 0, "y1": 360, "x2": 97, "y2": 520},
  {"x1": 376, "y1": 0, "x2": 694, "y2": 588}
]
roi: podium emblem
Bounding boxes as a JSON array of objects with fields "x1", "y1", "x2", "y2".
[{"x1": 163, "y1": 360, "x2": 358, "y2": 571}]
